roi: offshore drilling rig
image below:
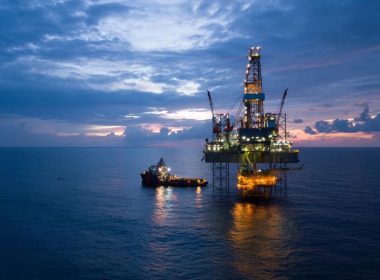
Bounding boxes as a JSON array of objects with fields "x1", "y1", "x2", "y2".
[{"x1": 204, "y1": 46, "x2": 299, "y2": 196}]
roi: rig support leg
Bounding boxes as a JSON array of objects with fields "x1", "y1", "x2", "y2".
[{"x1": 212, "y1": 162, "x2": 230, "y2": 191}]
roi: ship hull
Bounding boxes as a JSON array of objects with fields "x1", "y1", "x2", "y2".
[{"x1": 141, "y1": 172, "x2": 207, "y2": 187}]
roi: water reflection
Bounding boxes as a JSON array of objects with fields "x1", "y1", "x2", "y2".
[
  {"x1": 195, "y1": 186, "x2": 203, "y2": 208},
  {"x1": 153, "y1": 186, "x2": 176, "y2": 225},
  {"x1": 152, "y1": 186, "x2": 202, "y2": 224},
  {"x1": 229, "y1": 201, "x2": 289, "y2": 278},
  {"x1": 149, "y1": 185, "x2": 204, "y2": 274}
]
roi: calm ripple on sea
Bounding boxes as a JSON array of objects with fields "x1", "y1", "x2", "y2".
[{"x1": 0, "y1": 147, "x2": 379, "y2": 279}]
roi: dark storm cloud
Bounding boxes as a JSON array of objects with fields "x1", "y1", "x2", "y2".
[{"x1": 305, "y1": 105, "x2": 380, "y2": 134}]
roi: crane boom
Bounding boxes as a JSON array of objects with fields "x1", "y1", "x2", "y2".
[
  {"x1": 207, "y1": 90, "x2": 214, "y2": 118},
  {"x1": 277, "y1": 88, "x2": 288, "y2": 124}
]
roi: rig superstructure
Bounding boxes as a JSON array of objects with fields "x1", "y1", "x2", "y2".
[{"x1": 204, "y1": 46, "x2": 299, "y2": 195}]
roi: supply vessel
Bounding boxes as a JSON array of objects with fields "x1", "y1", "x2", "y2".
[{"x1": 141, "y1": 158, "x2": 208, "y2": 187}]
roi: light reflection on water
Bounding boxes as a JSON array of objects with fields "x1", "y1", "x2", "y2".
[
  {"x1": 153, "y1": 186, "x2": 176, "y2": 225},
  {"x1": 195, "y1": 186, "x2": 202, "y2": 208},
  {"x1": 229, "y1": 202, "x2": 289, "y2": 278},
  {"x1": 1, "y1": 147, "x2": 379, "y2": 279},
  {"x1": 153, "y1": 186, "x2": 203, "y2": 225}
]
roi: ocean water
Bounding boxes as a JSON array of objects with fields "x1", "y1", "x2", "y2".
[{"x1": 0, "y1": 147, "x2": 379, "y2": 280}]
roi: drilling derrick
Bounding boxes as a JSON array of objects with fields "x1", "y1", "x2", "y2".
[
  {"x1": 243, "y1": 46, "x2": 264, "y2": 129},
  {"x1": 203, "y1": 46, "x2": 300, "y2": 195}
]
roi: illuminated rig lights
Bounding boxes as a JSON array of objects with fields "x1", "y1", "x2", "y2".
[{"x1": 204, "y1": 46, "x2": 299, "y2": 192}]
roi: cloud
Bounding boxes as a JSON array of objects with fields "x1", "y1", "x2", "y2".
[
  {"x1": 26, "y1": 0, "x2": 245, "y2": 53},
  {"x1": 304, "y1": 126, "x2": 317, "y2": 135},
  {"x1": 3, "y1": 55, "x2": 206, "y2": 96},
  {"x1": 123, "y1": 120, "x2": 211, "y2": 146},
  {"x1": 314, "y1": 119, "x2": 356, "y2": 133},
  {"x1": 89, "y1": 1, "x2": 239, "y2": 52},
  {"x1": 1, "y1": 0, "x2": 380, "y2": 146},
  {"x1": 145, "y1": 108, "x2": 211, "y2": 121},
  {"x1": 293, "y1": 118, "x2": 303, "y2": 123},
  {"x1": 305, "y1": 105, "x2": 380, "y2": 134},
  {"x1": 356, "y1": 103, "x2": 370, "y2": 121},
  {"x1": 173, "y1": 121, "x2": 211, "y2": 139},
  {"x1": 0, "y1": 116, "x2": 124, "y2": 146},
  {"x1": 290, "y1": 128, "x2": 378, "y2": 147},
  {"x1": 176, "y1": 81, "x2": 201, "y2": 96}
]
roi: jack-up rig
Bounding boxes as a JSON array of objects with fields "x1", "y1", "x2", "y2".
[{"x1": 203, "y1": 46, "x2": 300, "y2": 197}]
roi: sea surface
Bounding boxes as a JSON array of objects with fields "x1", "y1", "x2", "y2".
[{"x1": 0, "y1": 147, "x2": 379, "y2": 280}]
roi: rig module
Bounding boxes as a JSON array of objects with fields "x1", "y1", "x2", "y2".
[{"x1": 204, "y1": 46, "x2": 299, "y2": 195}]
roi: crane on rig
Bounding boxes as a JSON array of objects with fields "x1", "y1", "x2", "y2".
[
  {"x1": 207, "y1": 90, "x2": 214, "y2": 120},
  {"x1": 207, "y1": 90, "x2": 220, "y2": 140},
  {"x1": 277, "y1": 88, "x2": 288, "y2": 125},
  {"x1": 207, "y1": 90, "x2": 233, "y2": 141}
]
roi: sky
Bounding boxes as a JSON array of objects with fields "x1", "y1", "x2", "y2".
[{"x1": 1, "y1": 0, "x2": 380, "y2": 147}]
